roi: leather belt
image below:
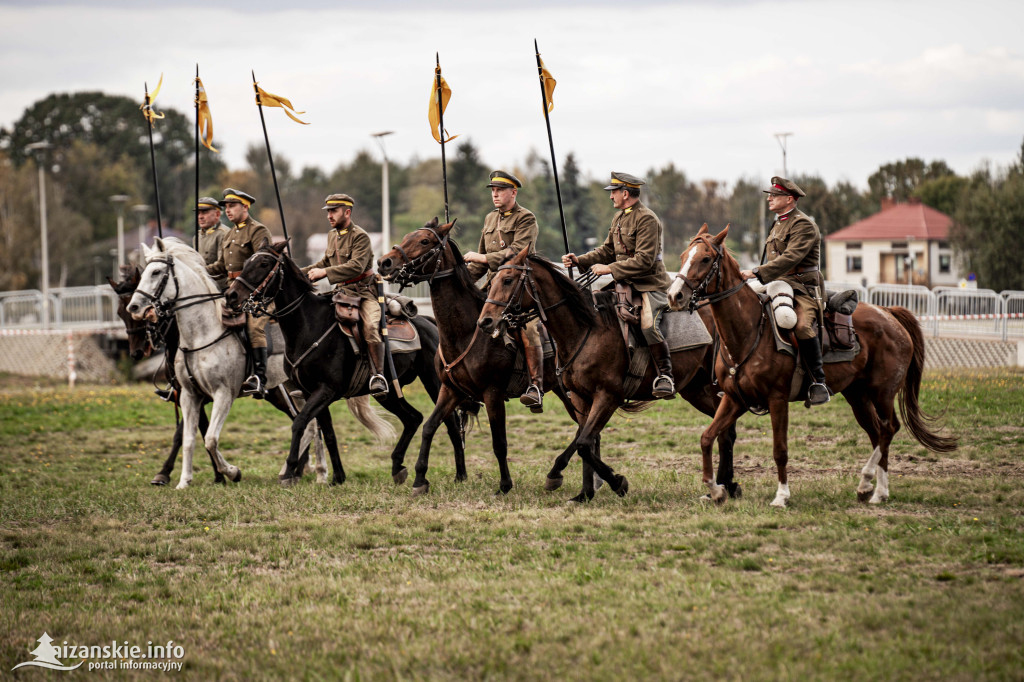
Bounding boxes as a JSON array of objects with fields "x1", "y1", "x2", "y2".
[
  {"x1": 341, "y1": 270, "x2": 374, "y2": 285},
  {"x1": 787, "y1": 266, "x2": 819, "y2": 276},
  {"x1": 228, "y1": 271, "x2": 241, "y2": 280}
]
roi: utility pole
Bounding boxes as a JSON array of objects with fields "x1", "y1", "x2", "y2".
[
  {"x1": 110, "y1": 194, "x2": 130, "y2": 279},
  {"x1": 371, "y1": 130, "x2": 394, "y2": 293},
  {"x1": 774, "y1": 132, "x2": 793, "y2": 176},
  {"x1": 25, "y1": 141, "x2": 51, "y2": 328}
]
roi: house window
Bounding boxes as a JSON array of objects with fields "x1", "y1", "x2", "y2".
[
  {"x1": 846, "y1": 255, "x2": 863, "y2": 273},
  {"x1": 891, "y1": 241, "x2": 907, "y2": 249},
  {"x1": 939, "y1": 254, "x2": 951, "y2": 274},
  {"x1": 846, "y1": 242, "x2": 861, "y2": 250}
]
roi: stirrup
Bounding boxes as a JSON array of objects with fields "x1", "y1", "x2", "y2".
[
  {"x1": 520, "y1": 384, "x2": 544, "y2": 413},
  {"x1": 368, "y1": 374, "x2": 388, "y2": 397},
  {"x1": 155, "y1": 386, "x2": 175, "y2": 402},
  {"x1": 652, "y1": 374, "x2": 676, "y2": 399},
  {"x1": 806, "y1": 381, "x2": 830, "y2": 406},
  {"x1": 242, "y1": 375, "x2": 266, "y2": 398}
]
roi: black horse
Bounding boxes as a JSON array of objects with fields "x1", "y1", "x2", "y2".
[
  {"x1": 225, "y1": 241, "x2": 464, "y2": 486},
  {"x1": 378, "y1": 218, "x2": 603, "y2": 500}
]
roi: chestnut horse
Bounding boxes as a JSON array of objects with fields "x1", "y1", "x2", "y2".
[
  {"x1": 668, "y1": 224, "x2": 957, "y2": 507},
  {"x1": 476, "y1": 247, "x2": 738, "y2": 500}
]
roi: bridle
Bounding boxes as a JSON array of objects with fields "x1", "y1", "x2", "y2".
[
  {"x1": 385, "y1": 223, "x2": 455, "y2": 289},
  {"x1": 135, "y1": 255, "x2": 224, "y2": 318},
  {"x1": 675, "y1": 235, "x2": 746, "y2": 312},
  {"x1": 231, "y1": 250, "x2": 304, "y2": 319}
]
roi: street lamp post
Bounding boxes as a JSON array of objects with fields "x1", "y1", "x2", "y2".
[
  {"x1": 110, "y1": 194, "x2": 130, "y2": 279},
  {"x1": 132, "y1": 204, "x2": 150, "y2": 265},
  {"x1": 25, "y1": 141, "x2": 52, "y2": 328},
  {"x1": 371, "y1": 131, "x2": 394, "y2": 293},
  {"x1": 774, "y1": 132, "x2": 793, "y2": 177}
]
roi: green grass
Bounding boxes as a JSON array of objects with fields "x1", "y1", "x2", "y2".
[{"x1": 1, "y1": 368, "x2": 1023, "y2": 680}]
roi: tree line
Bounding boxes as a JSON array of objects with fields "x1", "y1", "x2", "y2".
[{"x1": 2, "y1": 91, "x2": 1022, "y2": 291}]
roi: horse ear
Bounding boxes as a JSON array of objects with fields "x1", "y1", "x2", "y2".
[
  {"x1": 515, "y1": 246, "x2": 531, "y2": 263},
  {"x1": 427, "y1": 217, "x2": 439, "y2": 229},
  {"x1": 441, "y1": 218, "x2": 457, "y2": 233},
  {"x1": 154, "y1": 237, "x2": 166, "y2": 253},
  {"x1": 271, "y1": 239, "x2": 287, "y2": 253},
  {"x1": 697, "y1": 223, "x2": 709, "y2": 236},
  {"x1": 713, "y1": 224, "x2": 730, "y2": 245},
  {"x1": 105, "y1": 275, "x2": 117, "y2": 288},
  {"x1": 141, "y1": 242, "x2": 153, "y2": 261}
]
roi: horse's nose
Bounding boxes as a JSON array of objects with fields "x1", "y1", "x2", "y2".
[
  {"x1": 130, "y1": 348, "x2": 144, "y2": 361},
  {"x1": 378, "y1": 256, "x2": 393, "y2": 272},
  {"x1": 478, "y1": 316, "x2": 495, "y2": 332},
  {"x1": 224, "y1": 289, "x2": 237, "y2": 306},
  {"x1": 126, "y1": 301, "x2": 140, "y2": 315}
]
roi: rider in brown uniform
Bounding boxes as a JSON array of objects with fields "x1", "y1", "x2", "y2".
[
  {"x1": 562, "y1": 172, "x2": 675, "y2": 399},
  {"x1": 302, "y1": 193, "x2": 387, "y2": 397},
  {"x1": 740, "y1": 176, "x2": 829, "y2": 405},
  {"x1": 464, "y1": 170, "x2": 545, "y2": 411},
  {"x1": 206, "y1": 188, "x2": 273, "y2": 398}
]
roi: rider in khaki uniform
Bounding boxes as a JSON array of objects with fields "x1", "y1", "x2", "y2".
[
  {"x1": 464, "y1": 171, "x2": 545, "y2": 411},
  {"x1": 562, "y1": 172, "x2": 675, "y2": 399},
  {"x1": 740, "y1": 176, "x2": 829, "y2": 405},
  {"x1": 206, "y1": 188, "x2": 273, "y2": 398},
  {"x1": 302, "y1": 193, "x2": 387, "y2": 397},
  {"x1": 196, "y1": 197, "x2": 230, "y2": 290}
]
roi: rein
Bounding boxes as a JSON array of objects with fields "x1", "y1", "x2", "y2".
[
  {"x1": 387, "y1": 225, "x2": 456, "y2": 289},
  {"x1": 234, "y1": 251, "x2": 305, "y2": 320}
]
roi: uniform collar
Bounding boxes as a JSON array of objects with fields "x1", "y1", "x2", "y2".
[
  {"x1": 776, "y1": 208, "x2": 796, "y2": 222},
  {"x1": 234, "y1": 220, "x2": 247, "y2": 229},
  {"x1": 620, "y1": 200, "x2": 642, "y2": 217},
  {"x1": 496, "y1": 203, "x2": 518, "y2": 218}
]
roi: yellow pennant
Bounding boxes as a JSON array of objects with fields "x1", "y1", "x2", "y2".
[
  {"x1": 254, "y1": 82, "x2": 309, "y2": 125},
  {"x1": 194, "y1": 76, "x2": 218, "y2": 152},
  {"x1": 141, "y1": 73, "x2": 165, "y2": 124},
  {"x1": 539, "y1": 57, "x2": 556, "y2": 114},
  {"x1": 428, "y1": 65, "x2": 458, "y2": 144}
]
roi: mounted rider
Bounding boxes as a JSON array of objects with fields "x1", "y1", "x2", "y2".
[
  {"x1": 562, "y1": 172, "x2": 676, "y2": 399},
  {"x1": 155, "y1": 196, "x2": 230, "y2": 402},
  {"x1": 740, "y1": 176, "x2": 829, "y2": 405},
  {"x1": 206, "y1": 188, "x2": 273, "y2": 399},
  {"x1": 302, "y1": 193, "x2": 388, "y2": 398},
  {"x1": 464, "y1": 170, "x2": 545, "y2": 412}
]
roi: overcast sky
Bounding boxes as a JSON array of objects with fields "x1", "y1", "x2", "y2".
[{"x1": 2, "y1": 0, "x2": 1022, "y2": 190}]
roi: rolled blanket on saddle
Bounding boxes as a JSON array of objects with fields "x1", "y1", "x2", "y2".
[{"x1": 747, "y1": 279, "x2": 797, "y2": 330}]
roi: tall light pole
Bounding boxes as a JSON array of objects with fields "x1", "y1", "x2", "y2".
[
  {"x1": 25, "y1": 141, "x2": 51, "y2": 328},
  {"x1": 774, "y1": 132, "x2": 793, "y2": 176},
  {"x1": 371, "y1": 130, "x2": 394, "y2": 292},
  {"x1": 132, "y1": 204, "x2": 149, "y2": 265},
  {"x1": 110, "y1": 194, "x2": 130, "y2": 279}
]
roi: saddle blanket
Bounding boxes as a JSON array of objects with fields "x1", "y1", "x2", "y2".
[{"x1": 339, "y1": 317, "x2": 422, "y2": 355}]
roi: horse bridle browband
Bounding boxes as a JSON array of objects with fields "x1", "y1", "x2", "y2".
[
  {"x1": 675, "y1": 235, "x2": 746, "y2": 312},
  {"x1": 135, "y1": 255, "x2": 224, "y2": 318},
  {"x1": 387, "y1": 224, "x2": 456, "y2": 288}
]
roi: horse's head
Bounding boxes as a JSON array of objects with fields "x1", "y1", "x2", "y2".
[
  {"x1": 477, "y1": 246, "x2": 537, "y2": 336},
  {"x1": 225, "y1": 239, "x2": 286, "y2": 310},
  {"x1": 377, "y1": 216, "x2": 457, "y2": 285},
  {"x1": 107, "y1": 265, "x2": 152, "y2": 359},
  {"x1": 127, "y1": 239, "x2": 177, "y2": 322},
  {"x1": 668, "y1": 224, "x2": 731, "y2": 312}
]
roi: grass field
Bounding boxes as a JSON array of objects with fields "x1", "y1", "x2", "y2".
[{"x1": 2, "y1": 369, "x2": 1023, "y2": 680}]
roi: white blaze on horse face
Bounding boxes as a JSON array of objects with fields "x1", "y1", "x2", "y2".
[{"x1": 680, "y1": 245, "x2": 698, "y2": 280}]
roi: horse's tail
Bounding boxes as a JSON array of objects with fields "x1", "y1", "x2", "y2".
[
  {"x1": 345, "y1": 395, "x2": 397, "y2": 445},
  {"x1": 620, "y1": 400, "x2": 656, "y2": 414},
  {"x1": 888, "y1": 306, "x2": 958, "y2": 453}
]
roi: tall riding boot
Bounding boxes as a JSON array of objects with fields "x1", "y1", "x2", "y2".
[
  {"x1": 367, "y1": 341, "x2": 389, "y2": 397},
  {"x1": 519, "y1": 343, "x2": 545, "y2": 413},
  {"x1": 649, "y1": 340, "x2": 676, "y2": 399},
  {"x1": 242, "y1": 347, "x2": 268, "y2": 399},
  {"x1": 798, "y1": 337, "x2": 830, "y2": 405},
  {"x1": 156, "y1": 326, "x2": 180, "y2": 402}
]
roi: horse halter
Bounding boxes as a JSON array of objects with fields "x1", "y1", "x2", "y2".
[
  {"x1": 484, "y1": 260, "x2": 545, "y2": 334},
  {"x1": 387, "y1": 225, "x2": 452, "y2": 288},
  {"x1": 234, "y1": 251, "x2": 286, "y2": 316}
]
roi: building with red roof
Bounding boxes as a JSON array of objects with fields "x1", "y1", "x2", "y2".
[{"x1": 825, "y1": 199, "x2": 961, "y2": 288}]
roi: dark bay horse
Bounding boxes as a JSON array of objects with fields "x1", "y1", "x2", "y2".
[
  {"x1": 668, "y1": 224, "x2": 957, "y2": 506},
  {"x1": 225, "y1": 241, "x2": 464, "y2": 487},
  {"x1": 476, "y1": 247, "x2": 738, "y2": 501},
  {"x1": 377, "y1": 218, "x2": 596, "y2": 499}
]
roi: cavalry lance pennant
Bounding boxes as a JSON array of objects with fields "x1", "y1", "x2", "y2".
[
  {"x1": 428, "y1": 61, "x2": 458, "y2": 144},
  {"x1": 533, "y1": 40, "x2": 571, "y2": 277},
  {"x1": 254, "y1": 82, "x2": 309, "y2": 125},
  {"x1": 141, "y1": 75, "x2": 165, "y2": 238},
  {"x1": 539, "y1": 56, "x2": 556, "y2": 114},
  {"x1": 140, "y1": 73, "x2": 165, "y2": 124},
  {"x1": 194, "y1": 75, "x2": 218, "y2": 152}
]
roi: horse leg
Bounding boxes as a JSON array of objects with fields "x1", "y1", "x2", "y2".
[
  {"x1": 545, "y1": 394, "x2": 588, "y2": 489},
  {"x1": 419, "y1": 367, "x2": 467, "y2": 482},
  {"x1": 196, "y1": 402, "x2": 225, "y2": 484},
  {"x1": 482, "y1": 389, "x2": 513, "y2": 495},
  {"x1": 863, "y1": 389, "x2": 901, "y2": 505},
  {"x1": 412, "y1": 385, "x2": 463, "y2": 495},
  {"x1": 265, "y1": 387, "x2": 319, "y2": 481},
  {"x1": 699, "y1": 395, "x2": 746, "y2": 504},
  {"x1": 282, "y1": 387, "x2": 333, "y2": 485},
  {"x1": 571, "y1": 392, "x2": 628, "y2": 500},
  {"x1": 374, "y1": 392, "x2": 422, "y2": 485},
  {"x1": 767, "y1": 398, "x2": 791, "y2": 507},
  {"x1": 152, "y1": 417, "x2": 183, "y2": 486},
  {"x1": 314, "y1": 405, "x2": 345, "y2": 486},
  {"x1": 175, "y1": 392, "x2": 203, "y2": 489},
  {"x1": 203, "y1": 391, "x2": 241, "y2": 483},
  {"x1": 715, "y1": 423, "x2": 740, "y2": 499}
]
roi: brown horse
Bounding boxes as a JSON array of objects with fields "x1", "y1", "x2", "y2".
[
  {"x1": 476, "y1": 247, "x2": 738, "y2": 500},
  {"x1": 378, "y1": 218, "x2": 602, "y2": 499},
  {"x1": 668, "y1": 224, "x2": 957, "y2": 507}
]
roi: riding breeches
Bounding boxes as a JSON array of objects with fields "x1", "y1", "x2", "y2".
[
  {"x1": 640, "y1": 290, "x2": 669, "y2": 344},
  {"x1": 794, "y1": 291, "x2": 821, "y2": 341},
  {"x1": 247, "y1": 305, "x2": 272, "y2": 348},
  {"x1": 519, "y1": 317, "x2": 541, "y2": 347},
  {"x1": 361, "y1": 297, "x2": 382, "y2": 344}
]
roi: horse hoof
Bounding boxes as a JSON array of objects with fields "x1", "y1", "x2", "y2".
[
  {"x1": 279, "y1": 476, "x2": 299, "y2": 488},
  {"x1": 769, "y1": 498, "x2": 788, "y2": 508},
  {"x1": 412, "y1": 483, "x2": 430, "y2": 497},
  {"x1": 567, "y1": 491, "x2": 593, "y2": 504},
  {"x1": 857, "y1": 489, "x2": 874, "y2": 503},
  {"x1": 393, "y1": 468, "x2": 409, "y2": 485},
  {"x1": 150, "y1": 473, "x2": 170, "y2": 486},
  {"x1": 330, "y1": 477, "x2": 345, "y2": 487},
  {"x1": 868, "y1": 494, "x2": 888, "y2": 505},
  {"x1": 495, "y1": 482, "x2": 513, "y2": 496},
  {"x1": 229, "y1": 469, "x2": 242, "y2": 483},
  {"x1": 726, "y1": 482, "x2": 743, "y2": 499},
  {"x1": 544, "y1": 476, "x2": 563, "y2": 491},
  {"x1": 455, "y1": 473, "x2": 468, "y2": 483},
  {"x1": 613, "y1": 475, "x2": 629, "y2": 498}
]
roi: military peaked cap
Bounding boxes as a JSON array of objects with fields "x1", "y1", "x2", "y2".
[
  {"x1": 603, "y1": 171, "x2": 645, "y2": 190},
  {"x1": 196, "y1": 196, "x2": 220, "y2": 211},
  {"x1": 322, "y1": 193, "x2": 356, "y2": 210},
  {"x1": 219, "y1": 188, "x2": 256, "y2": 207},
  {"x1": 486, "y1": 170, "x2": 522, "y2": 189},
  {"x1": 762, "y1": 176, "x2": 805, "y2": 198}
]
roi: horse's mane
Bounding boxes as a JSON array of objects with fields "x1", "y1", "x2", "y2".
[
  {"x1": 271, "y1": 242, "x2": 316, "y2": 294},
  {"x1": 445, "y1": 238, "x2": 486, "y2": 302},
  {"x1": 524, "y1": 255, "x2": 603, "y2": 328},
  {"x1": 153, "y1": 238, "x2": 219, "y2": 293}
]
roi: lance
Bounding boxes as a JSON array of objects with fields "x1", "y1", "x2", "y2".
[
  {"x1": 378, "y1": 276, "x2": 403, "y2": 398},
  {"x1": 252, "y1": 70, "x2": 291, "y2": 255},
  {"x1": 193, "y1": 65, "x2": 200, "y2": 250},
  {"x1": 435, "y1": 53, "x2": 450, "y2": 223},
  {"x1": 143, "y1": 81, "x2": 164, "y2": 239},
  {"x1": 534, "y1": 39, "x2": 571, "y2": 278}
]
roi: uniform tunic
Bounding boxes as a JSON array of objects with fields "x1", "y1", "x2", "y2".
[
  {"x1": 467, "y1": 204, "x2": 538, "y2": 283},
  {"x1": 577, "y1": 201, "x2": 672, "y2": 343},
  {"x1": 207, "y1": 217, "x2": 273, "y2": 347},
  {"x1": 302, "y1": 223, "x2": 380, "y2": 343},
  {"x1": 198, "y1": 224, "x2": 230, "y2": 290},
  {"x1": 754, "y1": 207, "x2": 823, "y2": 340}
]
